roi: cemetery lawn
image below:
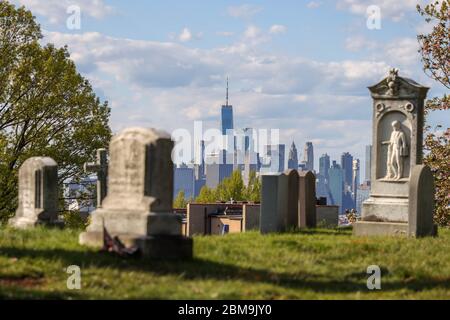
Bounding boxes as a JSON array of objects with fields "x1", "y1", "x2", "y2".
[{"x1": 2, "y1": 227, "x2": 450, "y2": 299}]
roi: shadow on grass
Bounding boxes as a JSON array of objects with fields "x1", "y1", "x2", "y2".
[
  {"x1": 0, "y1": 286, "x2": 83, "y2": 300},
  {"x1": 1, "y1": 245, "x2": 450, "y2": 297}
]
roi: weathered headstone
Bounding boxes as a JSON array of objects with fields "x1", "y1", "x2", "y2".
[
  {"x1": 84, "y1": 148, "x2": 108, "y2": 207},
  {"x1": 242, "y1": 204, "x2": 260, "y2": 231},
  {"x1": 79, "y1": 127, "x2": 192, "y2": 258},
  {"x1": 298, "y1": 171, "x2": 317, "y2": 228},
  {"x1": 408, "y1": 165, "x2": 436, "y2": 237},
  {"x1": 260, "y1": 173, "x2": 288, "y2": 233},
  {"x1": 286, "y1": 169, "x2": 299, "y2": 229},
  {"x1": 9, "y1": 157, "x2": 59, "y2": 228},
  {"x1": 316, "y1": 205, "x2": 339, "y2": 228},
  {"x1": 353, "y1": 69, "x2": 436, "y2": 237}
]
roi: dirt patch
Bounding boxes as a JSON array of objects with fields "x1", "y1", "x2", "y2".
[{"x1": 0, "y1": 276, "x2": 45, "y2": 288}]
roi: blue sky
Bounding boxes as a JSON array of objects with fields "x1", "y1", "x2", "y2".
[{"x1": 10, "y1": 0, "x2": 449, "y2": 174}]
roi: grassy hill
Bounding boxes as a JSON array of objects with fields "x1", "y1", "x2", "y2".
[{"x1": 1, "y1": 226, "x2": 450, "y2": 299}]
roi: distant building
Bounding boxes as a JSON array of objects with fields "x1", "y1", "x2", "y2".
[
  {"x1": 260, "y1": 144, "x2": 285, "y2": 173},
  {"x1": 287, "y1": 141, "x2": 299, "y2": 170},
  {"x1": 194, "y1": 140, "x2": 206, "y2": 180},
  {"x1": 365, "y1": 145, "x2": 372, "y2": 182},
  {"x1": 319, "y1": 153, "x2": 330, "y2": 180},
  {"x1": 194, "y1": 178, "x2": 206, "y2": 198},
  {"x1": 329, "y1": 161, "x2": 343, "y2": 212},
  {"x1": 301, "y1": 142, "x2": 314, "y2": 171},
  {"x1": 234, "y1": 127, "x2": 255, "y2": 173},
  {"x1": 352, "y1": 159, "x2": 360, "y2": 208},
  {"x1": 340, "y1": 152, "x2": 353, "y2": 191},
  {"x1": 356, "y1": 182, "x2": 371, "y2": 214},
  {"x1": 221, "y1": 78, "x2": 233, "y2": 135},
  {"x1": 317, "y1": 153, "x2": 331, "y2": 202},
  {"x1": 64, "y1": 176, "x2": 96, "y2": 214},
  {"x1": 242, "y1": 150, "x2": 259, "y2": 186},
  {"x1": 342, "y1": 190, "x2": 355, "y2": 213},
  {"x1": 205, "y1": 150, "x2": 233, "y2": 188},
  {"x1": 174, "y1": 163, "x2": 195, "y2": 199}
]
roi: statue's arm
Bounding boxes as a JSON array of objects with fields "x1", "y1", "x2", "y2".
[{"x1": 401, "y1": 133, "x2": 407, "y2": 147}]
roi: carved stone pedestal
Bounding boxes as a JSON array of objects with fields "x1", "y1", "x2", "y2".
[{"x1": 353, "y1": 69, "x2": 436, "y2": 238}]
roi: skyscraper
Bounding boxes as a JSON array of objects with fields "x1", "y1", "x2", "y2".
[
  {"x1": 317, "y1": 153, "x2": 331, "y2": 201},
  {"x1": 319, "y1": 153, "x2": 330, "y2": 180},
  {"x1": 194, "y1": 140, "x2": 205, "y2": 180},
  {"x1": 365, "y1": 145, "x2": 372, "y2": 183},
  {"x1": 352, "y1": 159, "x2": 360, "y2": 209},
  {"x1": 287, "y1": 141, "x2": 299, "y2": 170},
  {"x1": 205, "y1": 150, "x2": 233, "y2": 188},
  {"x1": 260, "y1": 144, "x2": 285, "y2": 173},
  {"x1": 221, "y1": 78, "x2": 233, "y2": 135},
  {"x1": 328, "y1": 161, "x2": 343, "y2": 212},
  {"x1": 302, "y1": 142, "x2": 314, "y2": 171},
  {"x1": 352, "y1": 159, "x2": 360, "y2": 193},
  {"x1": 340, "y1": 152, "x2": 353, "y2": 190},
  {"x1": 174, "y1": 163, "x2": 195, "y2": 200}
]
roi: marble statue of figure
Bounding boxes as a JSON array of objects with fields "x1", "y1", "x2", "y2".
[{"x1": 382, "y1": 120, "x2": 408, "y2": 180}]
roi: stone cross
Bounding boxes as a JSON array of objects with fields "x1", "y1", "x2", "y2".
[
  {"x1": 84, "y1": 148, "x2": 108, "y2": 207},
  {"x1": 80, "y1": 127, "x2": 192, "y2": 259},
  {"x1": 9, "y1": 157, "x2": 59, "y2": 229}
]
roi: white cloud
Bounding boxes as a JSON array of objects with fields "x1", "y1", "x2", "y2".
[
  {"x1": 337, "y1": 0, "x2": 429, "y2": 21},
  {"x1": 244, "y1": 25, "x2": 261, "y2": 39},
  {"x1": 217, "y1": 31, "x2": 234, "y2": 37},
  {"x1": 11, "y1": 0, "x2": 114, "y2": 24},
  {"x1": 384, "y1": 37, "x2": 421, "y2": 68},
  {"x1": 307, "y1": 1, "x2": 322, "y2": 9},
  {"x1": 42, "y1": 26, "x2": 436, "y2": 165},
  {"x1": 345, "y1": 35, "x2": 378, "y2": 52},
  {"x1": 227, "y1": 4, "x2": 263, "y2": 18},
  {"x1": 269, "y1": 25, "x2": 287, "y2": 35},
  {"x1": 179, "y1": 28, "x2": 193, "y2": 42}
]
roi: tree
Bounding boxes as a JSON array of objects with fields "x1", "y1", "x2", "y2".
[
  {"x1": 244, "y1": 170, "x2": 261, "y2": 202},
  {"x1": 195, "y1": 186, "x2": 217, "y2": 204},
  {"x1": 0, "y1": 2, "x2": 111, "y2": 222},
  {"x1": 417, "y1": 1, "x2": 450, "y2": 226},
  {"x1": 194, "y1": 170, "x2": 261, "y2": 203},
  {"x1": 173, "y1": 190, "x2": 187, "y2": 209},
  {"x1": 218, "y1": 170, "x2": 245, "y2": 201}
]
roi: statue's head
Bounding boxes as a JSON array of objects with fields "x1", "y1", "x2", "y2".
[{"x1": 392, "y1": 120, "x2": 401, "y2": 131}]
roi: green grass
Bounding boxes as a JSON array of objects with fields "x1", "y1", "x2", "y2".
[{"x1": 1, "y1": 226, "x2": 450, "y2": 299}]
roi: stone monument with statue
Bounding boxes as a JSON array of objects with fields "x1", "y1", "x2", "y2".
[{"x1": 353, "y1": 69, "x2": 437, "y2": 237}]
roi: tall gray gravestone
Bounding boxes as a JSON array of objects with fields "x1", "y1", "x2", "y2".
[
  {"x1": 9, "y1": 157, "x2": 59, "y2": 228},
  {"x1": 260, "y1": 173, "x2": 288, "y2": 233},
  {"x1": 353, "y1": 69, "x2": 436, "y2": 237},
  {"x1": 299, "y1": 171, "x2": 317, "y2": 228},
  {"x1": 286, "y1": 169, "x2": 299, "y2": 228},
  {"x1": 79, "y1": 127, "x2": 193, "y2": 258},
  {"x1": 408, "y1": 165, "x2": 436, "y2": 237}
]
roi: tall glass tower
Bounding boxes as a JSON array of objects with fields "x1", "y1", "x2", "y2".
[{"x1": 221, "y1": 78, "x2": 234, "y2": 135}]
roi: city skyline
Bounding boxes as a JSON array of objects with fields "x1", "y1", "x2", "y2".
[{"x1": 15, "y1": 0, "x2": 450, "y2": 174}]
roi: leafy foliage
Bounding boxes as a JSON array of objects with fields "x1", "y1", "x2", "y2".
[
  {"x1": 195, "y1": 170, "x2": 261, "y2": 204},
  {"x1": 417, "y1": 1, "x2": 450, "y2": 226},
  {"x1": 0, "y1": 2, "x2": 111, "y2": 222},
  {"x1": 173, "y1": 190, "x2": 188, "y2": 209}
]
